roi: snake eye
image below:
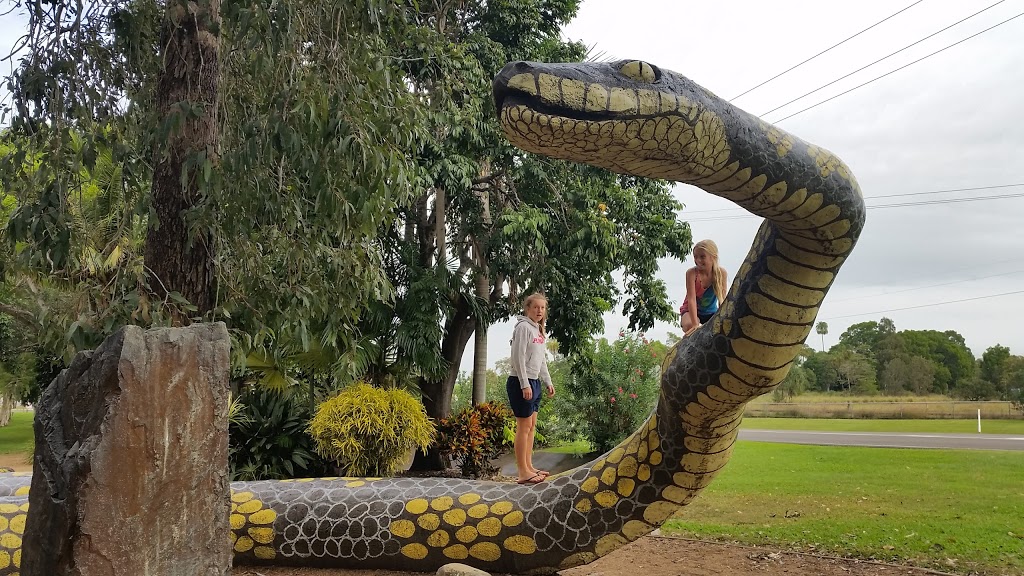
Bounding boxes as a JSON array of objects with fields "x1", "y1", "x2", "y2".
[{"x1": 619, "y1": 60, "x2": 659, "y2": 83}]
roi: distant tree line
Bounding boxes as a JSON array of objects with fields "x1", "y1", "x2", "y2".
[{"x1": 779, "y1": 318, "x2": 1024, "y2": 404}]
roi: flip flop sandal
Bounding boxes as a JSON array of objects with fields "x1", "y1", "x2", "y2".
[{"x1": 516, "y1": 473, "x2": 544, "y2": 485}]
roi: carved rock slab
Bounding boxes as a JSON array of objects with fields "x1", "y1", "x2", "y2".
[{"x1": 23, "y1": 323, "x2": 231, "y2": 576}]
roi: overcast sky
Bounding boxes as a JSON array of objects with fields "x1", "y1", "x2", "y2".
[
  {"x1": 483, "y1": 0, "x2": 1024, "y2": 369},
  {"x1": 2, "y1": 2, "x2": 1022, "y2": 372}
]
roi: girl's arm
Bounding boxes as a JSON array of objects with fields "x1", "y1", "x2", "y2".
[{"x1": 684, "y1": 267, "x2": 699, "y2": 327}]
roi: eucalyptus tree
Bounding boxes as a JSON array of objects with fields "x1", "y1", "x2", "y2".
[
  {"x1": 1, "y1": 1, "x2": 428, "y2": 379},
  {"x1": 362, "y1": 1, "x2": 692, "y2": 470}
]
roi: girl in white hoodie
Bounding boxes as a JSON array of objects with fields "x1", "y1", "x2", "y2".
[{"x1": 506, "y1": 292, "x2": 555, "y2": 484}]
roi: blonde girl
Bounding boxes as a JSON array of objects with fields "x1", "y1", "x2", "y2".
[
  {"x1": 679, "y1": 239, "x2": 728, "y2": 336},
  {"x1": 506, "y1": 292, "x2": 555, "y2": 484}
]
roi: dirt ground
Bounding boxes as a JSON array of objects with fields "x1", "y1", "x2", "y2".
[{"x1": 232, "y1": 536, "x2": 958, "y2": 576}]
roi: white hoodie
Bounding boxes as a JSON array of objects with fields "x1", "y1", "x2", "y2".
[{"x1": 510, "y1": 315, "x2": 552, "y2": 390}]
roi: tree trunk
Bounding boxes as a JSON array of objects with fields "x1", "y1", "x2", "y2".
[
  {"x1": 471, "y1": 161, "x2": 492, "y2": 406},
  {"x1": 410, "y1": 294, "x2": 477, "y2": 470},
  {"x1": 144, "y1": 0, "x2": 221, "y2": 318}
]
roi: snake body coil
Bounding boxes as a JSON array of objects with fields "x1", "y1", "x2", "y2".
[{"x1": 0, "y1": 59, "x2": 863, "y2": 574}]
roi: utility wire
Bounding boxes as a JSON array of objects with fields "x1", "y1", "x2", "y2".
[
  {"x1": 827, "y1": 269, "x2": 1024, "y2": 303},
  {"x1": 685, "y1": 191, "x2": 1024, "y2": 222},
  {"x1": 682, "y1": 183, "x2": 1024, "y2": 215},
  {"x1": 729, "y1": 0, "x2": 928, "y2": 101},
  {"x1": 823, "y1": 289, "x2": 1024, "y2": 320},
  {"x1": 770, "y1": 11, "x2": 1024, "y2": 124},
  {"x1": 759, "y1": 0, "x2": 1007, "y2": 118}
]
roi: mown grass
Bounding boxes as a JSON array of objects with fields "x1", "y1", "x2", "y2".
[
  {"x1": 662, "y1": 441, "x2": 1024, "y2": 575},
  {"x1": 741, "y1": 417, "x2": 1024, "y2": 435},
  {"x1": 0, "y1": 411, "x2": 34, "y2": 454}
]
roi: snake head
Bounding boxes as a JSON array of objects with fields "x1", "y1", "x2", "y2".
[{"x1": 493, "y1": 59, "x2": 729, "y2": 181}]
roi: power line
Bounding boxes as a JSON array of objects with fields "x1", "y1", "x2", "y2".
[
  {"x1": 684, "y1": 191, "x2": 1024, "y2": 222},
  {"x1": 682, "y1": 183, "x2": 1024, "y2": 215},
  {"x1": 770, "y1": 11, "x2": 1024, "y2": 124},
  {"x1": 729, "y1": 0, "x2": 928, "y2": 102},
  {"x1": 759, "y1": 0, "x2": 1007, "y2": 118},
  {"x1": 823, "y1": 289, "x2": 1024, "y2": 320},
  {"x1": 827, "y1": 269, "x2": 1024, "y2": 304}
]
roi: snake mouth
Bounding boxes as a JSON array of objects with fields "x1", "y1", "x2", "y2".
[{"x1": 493, "y1": 78, "x2": 619, "y2": 124}]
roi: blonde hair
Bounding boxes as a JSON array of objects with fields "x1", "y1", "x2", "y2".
[
  {"x1": 523, "y1": 292, "x2": 548, "y2": 336},
  {"x1": 693, "y1": 239, "x2": 726, "y2": 304}
]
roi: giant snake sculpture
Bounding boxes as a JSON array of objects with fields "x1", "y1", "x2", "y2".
[{"x1": 0, "y1": 59, "x2": 864, "y2": 574}]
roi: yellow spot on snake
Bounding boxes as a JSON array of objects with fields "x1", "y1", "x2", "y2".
[
  {"x1": 586, "y1": 85, "x2": 610, "y2": 112},
  {"x1": 490, "y1": 501, "x2": 513, "y2": 516},
  {"x1": 590, "y1": 458, "x2": 606, "y2": 471},
  {"x1": 467, "y1": 504, "x2": 489, "y2": 518},
  {"x1": 456, "y1": 526, "x2": 478, "y2": 543},
  {"x1": 391, "y1": 520, "x2": 416, "y2": 538},
  {"x1": 469, "y1": 542, "x2": 502, "y2": 562},
  {"x1": 0, "y1": 504, "x2": 17, "y2": 515},
  {"x1": 458, "y1": 493, "x2": 481, "y2": 505},
  {"x1": 249, "y1": 508, "x2": 276, "y2": 525},
  {"x1": 444, "y1": 544, "x2": 469, "y2": 559},
  {"x1": 345, "y1": 480, "x2": 365, "y2": 488},
  {"x1": 643, "y1": 500, "x2": 679, "y2": 524},
  {"x1": 649, "y1": 451, "x2": 663, "y2": 465},
  {"x1": 231, "y1": 491, "x2": 253, "y2": 503},
  {"x1": 254, "y1": 546, "x2": 276, "y2": 560},
  {"x1": 230, "y1": 514, "x2": 246, "y2": 530},
  {"x1": 622, "y1": 520, "x2": 654, "y2": 540},
  {"x1": 617, "y1": 478, "x2": 636, "y2": 497},
  {"x1": 595, "y1": 490, "x2": 619, "y2": 508},
  {"x1": 478, "y1": 517, "x2": 502, "y2": 537},
  {"x1": 248, "y1": 527, "x2": 274, "y2": 544},
  {"x1": 663, "y1": 485, "x2": 690, "y2": 503},
  {"x1": 617, "y1": 455, "x2": 638, "y2": 478},
  {"x1": 504, "y1": 535, "x2": 538, "y2": 554},
  {"x1": 406, "y1": 499, "x2": 428, "y2": 515},
  {"x1": 607, "y1": 447, "x2": 625, "y2": 463},
  {"x1": 234, "y1": 535, "x2": 254, "y2": 553},
  {"x1": 401, "y1": 543, "x2": 429, "y2": 560},
  {"x1": 595, "y1": 533, "x2": 628, "y2": 557},
  {"x1": 8, "y1": 515, "x2": 24, "y2": 536},
  {"x1": 427, "y1": 530, "x2": 450, "y2": 548},
  {"x1": 575, "y1": 499, "x2": 592, "y2": 513},
  {"x1": 13, "y1": 487, "x2": 28, "y2": 497},
  {"x1": 431, "y1": 496, "x2": 454, "y2": 511},
  {"x1": 0, "y1": 551, "x2": 8, "y2": 569},
  {"x1": 561, "y1": 552, "x2": 598, "y2": 569},
  {"x1": 637, "y1": 464, "x2": 651, "y2": 481},
  {"x1": 417, "y1": 513, "x2": 440, "y2": 531},
  {"x1": 600, "y1": 466, "x2": 617, "y2": 486},
  {"x1": 0, "y1": 518, "x2": 6, "y2": 532},
  {"x1": 581, "y1": 476, "x2": 600, "y2": 494},
  {"x1": 502, "y1": 510, "x2": 524, "y2": 527},
  {"x1": 443, "y1": 508, "x2": 466, "y2": 526},
  {"x1": 236, "y1": 499, "x2": 263, "y2": 515}
]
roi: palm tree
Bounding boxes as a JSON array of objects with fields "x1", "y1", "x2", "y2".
[{"x1": 815, "y1": 321, "x2": 829, "y2": 353}]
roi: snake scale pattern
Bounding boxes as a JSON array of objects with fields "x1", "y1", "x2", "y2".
[{"x1": 0, "y1": 58, "x2": 864, "y2": 574}]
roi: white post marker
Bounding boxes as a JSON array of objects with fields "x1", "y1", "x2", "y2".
[{"x1": 978, "y1": 408, "x2": 981, "y2": 433}]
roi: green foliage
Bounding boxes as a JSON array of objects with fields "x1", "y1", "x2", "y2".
[
  {"x1": 564, "y1": 331, "x2": 660, "y2": 453},
  {"x1": 451, "y1": 370, "x2": 509, "y2": 413},
  {"x1": 308, "y1": 382, "x2": 435, "y2": 476},
  {"x1": 228, "y1": 387, "x2": 332, "y2": 481},
  {"x1": 436, "y1": 401, "x2": 514, "y2": 477}
]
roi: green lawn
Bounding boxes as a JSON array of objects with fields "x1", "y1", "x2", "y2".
[
  {"x1": 663, "y1": 440, "x2": 1024, "y2": 575},
  {"x1": 741, "y1": 417, "x2": 1024, "y2": 435},
  {"x1": 0, "y1": 411, "x2": 34, "y2": 454}
]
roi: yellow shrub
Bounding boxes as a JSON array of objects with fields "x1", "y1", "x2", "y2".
[{"x1": 307, "y1": 382, "x2": 435, "y2": 476}]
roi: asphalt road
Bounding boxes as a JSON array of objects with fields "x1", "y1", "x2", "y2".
[{"x1": 739, "y1": 429, "x2": 1024, "y2": 451}]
